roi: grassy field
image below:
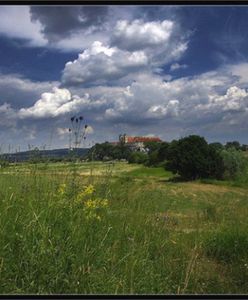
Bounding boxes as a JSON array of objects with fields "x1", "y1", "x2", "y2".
[{"x1": 0, "y1": 161, "x2": 248, "y2": 294}]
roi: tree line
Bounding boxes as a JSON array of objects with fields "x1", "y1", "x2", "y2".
[{"x1": 87, "y1": 136, "x2": 248, "y2": 181}]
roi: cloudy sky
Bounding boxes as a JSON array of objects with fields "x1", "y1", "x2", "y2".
[{"x1": 1, "y1": 5, "x2": 248, "y2": 151}]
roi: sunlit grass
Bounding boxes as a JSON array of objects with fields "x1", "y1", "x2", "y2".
[{"x1": 0, "y1": 161, "x2": 247, "y2": 294}]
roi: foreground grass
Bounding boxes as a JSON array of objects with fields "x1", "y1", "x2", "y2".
[{"x1": 0, "y1": 162, "x2": 248, "y2": 294}]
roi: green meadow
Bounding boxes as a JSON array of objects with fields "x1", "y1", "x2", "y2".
[{"x1": 0, "y1": 161, "x2": 248, "y2": 294}]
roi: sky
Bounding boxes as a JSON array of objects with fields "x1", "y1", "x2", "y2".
[{"x1": 1, "y1": 5, "x2": 248, "y2": 151}]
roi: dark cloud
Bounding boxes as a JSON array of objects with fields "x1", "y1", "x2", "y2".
[
  {"x1": 30, "y1": 6, "x2": 109, "y2": 42},
  {"x1": 0, "y1": 73, "x2": 58, "y2": 109}
]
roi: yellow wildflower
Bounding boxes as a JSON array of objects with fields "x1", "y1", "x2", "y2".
[
  {"x1": 58, "y1": 183, "x2": 66, "y2": 195},
  {"x1": 76, "y1": 184, "x2": 95, "y2": 204},
  {"x1": 84, "y1": 199, "x2": 97, "y2": 208},
  {"x1": 101, "y1": 199, "x2": 108, "y2": 207},
  {"x1": 82, "y1": 197, "x2": 108, "y2": 221},
  {"x1": 84, "y1": 184, "x2": 95, "y2": 195}
]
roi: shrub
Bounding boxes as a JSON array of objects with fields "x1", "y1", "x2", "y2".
[
  {"x1": 128, "y1": 151, "x2": 148, "y2": 164},
  {"x1": 0, "y1": 159, "x2": 9, "y2": 168},
  {"x1": 145, "y1": 150, "x2": 160, "y2": 166},
  {"x1": 221, "y1": 147, "x2": 247, "y2": 179}
]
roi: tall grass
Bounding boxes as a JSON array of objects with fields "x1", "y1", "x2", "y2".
[{"x1": 0, "y1": 161, "x2": 247, "y2": 294}]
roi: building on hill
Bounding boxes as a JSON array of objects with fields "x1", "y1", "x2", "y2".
[{"x1": 118, "y1": 134, "x2": 162, "y2": 152}]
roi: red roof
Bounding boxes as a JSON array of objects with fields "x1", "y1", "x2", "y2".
[{"x1": 126, "y1": 136, "x2": 162, "y2": 143}]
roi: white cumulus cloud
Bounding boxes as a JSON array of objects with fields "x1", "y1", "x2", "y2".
[
  {"x1": 62, "y1": 41, "x2": 148, "y2": 86},
  {"x1": 112, "y1": 19, "x2": 174, "y2": 51},
  {"x1": 18, "y1": 87, "x2": 91, "y2": 119},
  {"x1": 147, "y1": 100, "x2": 179, "y2": 118},
  {"x1": 197, "y1": 86, "x2": 248, "y2": 113}
]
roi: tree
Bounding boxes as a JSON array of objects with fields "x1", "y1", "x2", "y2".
[
  {"x1": 144, "y1": 141, "x2": 164, "y2": 166},
  {"x1": 221, "y1": 147, "x2": 247, "y2": 179},
  {"x1": 112, "y1": 144, "x2": 131, "y2": 160},
  {"x1": 144, "y1": 141, "x2": 161, "y2": 154},
  {"x1": 225, "y1": 141, "x2": 241, "y2": 151},
  {"x1": 146, "y1": 150, "x2": 160, "y2": 166},
  {"x1": 208, "y1": 144, "x2": 225, "y2": 179},
  {"x1": 209, "y1": 142, "x2": 224, "y2": 152},
  {"x1": 241, "y1": 144, "x2": 248, "y2": 151},
  {"x1": 128, "y1": 152, "x2": 148, "y2": 164},
  {"x1": 157, "y1": 142, "x2": 170, "y2": 162},
  {"x1": 87, "y1": 142, "x2": 114, "y2": 161},
  {"x1": 87, "y1": 142, "x2": 131, "y2": 161},
  {"x1": 165, "y1": 135, "x2": 224, "y2": 180}
]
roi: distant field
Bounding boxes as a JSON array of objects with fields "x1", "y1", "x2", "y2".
[{"x1": 0, "y1": 161, "x2": 247, "y2": 294}]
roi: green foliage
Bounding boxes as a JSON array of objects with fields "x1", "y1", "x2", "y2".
[
  {"x1": 241, "y1": 144, "x2": 248, "y2": 151},
  {"x1": 157, "y1": 142, "x2": 170, "y2": 162},
  {"x1": 128, "y1": 151, "x2": 148, "y2": 164},
  {"x1": 207, "y1": 144, "x2": 225, "y2": 179},
  {"x1": 87, "y1": 142, "x2": 131, "y2": 161},
  {"x1": 111, "y1": 144, "x2": 131, "y2": 160},
  {"x1": 145, "y1": 150, "x2": 160, "y2": 166},
  {"x1": 0, "y1": 158, "x2": 9, "y2": 168},
  {"x1": 221, "y1": 148, "x2": 247, "y2": 179},
  {"x1": 165, "y1": 135, "x2": 224, "y2": 180},
  {"x1": 225, "y1": 141, "x2": 241, "y2": 151},
  {"x1": 209, "y1": 142, "x2": 224, "y2": 152},
  {"x1": 88, "y1": 142, "x2": 114, "y2": 160},
  {"x1": 145, "y1": 142, "x2": 169, "y2": 167},
  {"x1": 143, "y1": 141, "x2": 161, "y2": 154}
]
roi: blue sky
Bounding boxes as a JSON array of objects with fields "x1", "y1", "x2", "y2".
[{"x1": 0, "y1": 5, "x2": 248, "y2": 151}]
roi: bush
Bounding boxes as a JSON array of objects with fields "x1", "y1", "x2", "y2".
[
  {"x1": 128, "y1": 151, "x2": 148, "y2": 164},
  {"x1": 145, "y1": 141, "x2": 169, "y2": 167},
  {"x1": 0, "y1": 159, "x2": 9, "y2": 168},
  {"x1": 221, "y1": 147, "x2": 247, "y2": 179},
  {"x1": 145, "y1": 150, "x2": 160, "y2": 166},
  {"x1": 165, "y1": 135, "x2": 224, "y2": 180}
]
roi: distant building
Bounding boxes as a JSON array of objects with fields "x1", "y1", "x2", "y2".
[{"x1": 119, "y1": 134, "x2": 162, "y2": 152}]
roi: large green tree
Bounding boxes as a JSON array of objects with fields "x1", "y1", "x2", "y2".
[{"x1": 165, "y1": 135, "x2": 224, "y2": 180}]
